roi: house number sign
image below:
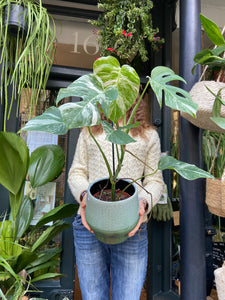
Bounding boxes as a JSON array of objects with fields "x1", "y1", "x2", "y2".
[{"x1": 71, "y1": 32, "x2": 100, "y2": 55}]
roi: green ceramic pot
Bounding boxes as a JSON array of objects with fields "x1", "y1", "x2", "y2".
[{"x1": 86, "y1": 178, "x2": 139, "y2": 244}]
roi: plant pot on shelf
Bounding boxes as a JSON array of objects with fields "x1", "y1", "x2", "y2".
[
  {"x1": 86, "y1": 178, "x2": 139, "y2": 245},
  {"x1": 181, "y1": 81, "x2": 225, "y2": 132},
  {"x1": 4, "y1": 4, "x2": 28, "y2": 38},
  {"x1": 206, "y1": 170, "x2": 225, "y2": 217}
]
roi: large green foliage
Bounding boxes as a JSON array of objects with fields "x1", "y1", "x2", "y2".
[
  {"x1": 0, "y1": 132, "x2": 77, "y2": 298},
  {"x1": 22, "y1": 56, "x2": 214, "y2": 188}
]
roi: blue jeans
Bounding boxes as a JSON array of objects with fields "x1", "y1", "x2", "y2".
[{"x1": 73, "y1": 214, "x2": 148, "y2": 300}]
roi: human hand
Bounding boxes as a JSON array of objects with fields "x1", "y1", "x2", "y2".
[
  {"x1": 80, "y1": 194, "x2": 94, "y2": 234},
  {"x1": 128, "y1": 199, "x2": 146, "y2": 238}
]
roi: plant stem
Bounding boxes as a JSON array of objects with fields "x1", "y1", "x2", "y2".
[
  {"x1": 127, "y1": 81, "x2": 150, "y2": 129},
  {"x1": 87, "y1": 127, "x2": 117, "y2": 198}
]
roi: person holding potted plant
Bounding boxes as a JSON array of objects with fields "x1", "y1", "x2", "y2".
[
  {"x1": 69, "y1": 95, "x2": 164, "y2": 300},
  {"x1": 21, "y1": 55, "x2": 213, "y2": 299}
]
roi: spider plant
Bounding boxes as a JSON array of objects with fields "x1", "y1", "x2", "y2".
[{"x1": 0, "y1": 0, "x2": 56, "y2": 131}]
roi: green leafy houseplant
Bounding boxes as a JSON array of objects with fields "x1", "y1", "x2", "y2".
[
  {"x1": 0, "y1": 132, "x2": 78, "y2": 299},
  {"x1": 20, "y1": 56, "x2": 213, "y2": 243},
  {"x1": 0, "y1": 0, "x2": 56, "y2": 131},
  {"x1": 90, "y1": 0, "x2": 164, "y2": 67},
  {"x1": 21, "y1": 56, "x2": 213, "y2": 195},
  {"x1": 182, "y1": 14, "x2": 225, "y2": 132}
]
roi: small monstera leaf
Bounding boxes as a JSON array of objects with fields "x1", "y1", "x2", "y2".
[
  {"x1": 101, "y1": 121, "x2": 136, "y2": 145},
  {"x1": 28, "y1": 145, "x2": 65, "y2": 188},
  {"x1": 22, "y1": 74, "x2": 118, "y2": 134},
  {"x1": 94, "y1": 56, "x2": 140, "y2": 123},
  {"x1": 149, "y1": 66, "x2": 198, "y2": 117},
  {"x1": 21, "y1": 106, "x2": 68, "y2": 135},
  {"x1": 158, "y1": 155, "x2": 214, "y2": 180}
]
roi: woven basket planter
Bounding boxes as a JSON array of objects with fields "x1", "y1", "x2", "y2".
[
  {"x1": 206, "y1": 173, "x2": 225, "y2": 217},
  {"x1": 181, "y1": 81, "x2": 225, "y2": 132}
]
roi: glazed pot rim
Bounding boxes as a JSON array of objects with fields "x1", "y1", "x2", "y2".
[{"x1": 87, "y1": 177, "x2": 137, "y2": 204}]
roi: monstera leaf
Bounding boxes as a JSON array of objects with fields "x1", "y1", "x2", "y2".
[
  {"x1": 158, "y1": 155, "x2": 214, "y2": 180},
  {"x1": 101, "y1": 121, "x2": 136, "y2": 145},
  {"x1": 93, "y1": 56, "x2": 140, "y2": 122},
  {"x1": 149, "y1": 66, "x2": 198, "y2": 117},
  {"x1": 20, "y1": 106, "x2": 68, "y2": 135}
]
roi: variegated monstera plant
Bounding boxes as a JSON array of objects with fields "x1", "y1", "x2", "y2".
[{"x1": 22, "y1": 56, "x2": 214, "y2": 199}]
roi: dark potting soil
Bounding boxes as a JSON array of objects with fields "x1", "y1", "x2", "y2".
[{"x1": 93, "y1": 189, "x2": 131, "y2": 202}]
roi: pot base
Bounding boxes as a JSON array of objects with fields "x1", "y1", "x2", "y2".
[{"x1": 95, "y1": 232, "x2": 131, "y2": 245}]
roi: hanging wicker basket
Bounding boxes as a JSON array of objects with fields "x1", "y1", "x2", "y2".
[
  {"x1": 206, "y1": 170, "x2": 225, "y2": 217},
  {"x1": 181, "y1": 81, "x2": 225, "y2": 133}
]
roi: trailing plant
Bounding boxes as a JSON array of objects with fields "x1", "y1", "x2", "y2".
[
  {"x1": 0, "y1": 0, "x2": 56, "y2": 131},
  {"x1": 90, "y1": 0, "x2": 164, "y2": 66},
  {"x1": 21, "y1": 56, "x2": 213, "y2": 201},
  {"x1": 0, "y1": 131, "x2": 78, "y2": 298}
]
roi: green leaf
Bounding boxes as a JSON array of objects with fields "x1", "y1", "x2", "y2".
[
  {"x1": 0, "y1": 132, "x2": 29, "y2": 195},
  {"x1": 31, "y1": 220, "x2": 70, "y2": 252},
  {"x1": 200, "y1": 14, "x2": 225, "y2": 46},
  {"x1": 149, "y1": 66, "x2": 198, "y2": 117},
  {"x1": 212, "y1": 45, "x2": 225, "y2": 56},
  {"x1": 28, "y1": 248, "x2": 61, "y2": 268},
  {"x1": 210, "y1": 117, "x2": 225, "y2": 130},
  {"x1": 12, "y1": 250, "x2": 38, "y2": 274},
  {"x1": 15, "y1": 196, "x2": 33, "y2": 239},
  {"x1": 31, "y1": 272, "x2": 64, "y2": 282},
  {"x1": 0, "y1": 288, "x2": 7, "y2": 300},
  {"x1": 158, "y1": 155, "x2": 214, "y2": 180},
  {"x1": 57, "y1": 74, "x2": 118, "y2": 128},
  {"x1": 0, "y1": 220, "x2": 22, "y2": 258},
  {"x1": 28, "y1": 145, "x2": 65, "y2": 188},
  {"x1": 27, "y1": 260, "x2": 59, "y2": 274},
  {"x1": 193, "y1": 49, "x2": 213, "y2": 63},
  {"x1": 101, "y1": 121, "x2": 136, "y2": 145},
  {"x1": 94, "y1": 56, "x2": 140, "y2": 122},
  {"x1": 34, "y1": 203, "x2": 78, "y2": 229},
  {"x1": 21, "y1": 106, "x2": 68, "y2": 135}
]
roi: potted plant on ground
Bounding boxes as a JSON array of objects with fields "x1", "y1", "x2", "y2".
[
  {"x1": 0, "y1": 0, "x2": 56, "y2": 131},
  {"x1": 0, "y1": 131, "x2": 78, "y2": 299},
  {"x1": 21, "y1": 55, "x2": 213, "y2": 244}
]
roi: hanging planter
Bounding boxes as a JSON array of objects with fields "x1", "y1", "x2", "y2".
[
  {"x1": 86, "y1": 178, "x2": 139, "y2": 244},
  {"x1": 181, "y1": 14, "x2": 225, "y2": 133},
  {"x1": 181, "y1": 81, "x2": 225, "y2": 133},
  {"x1": 203, "y1": 130, "x2": 225, "y2": 217},
  {"x1": 206, "y1": 169, "x2": 225, "y2": 217},
  {"x1": 4, "y1": 3, "x2": 28, "y2": 37},
  {"x1": 0, "y1": 0, "x2": 56, "y2": 132}
]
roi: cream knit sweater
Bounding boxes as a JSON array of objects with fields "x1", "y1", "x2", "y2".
[{"x1": 68, "y1": 127, "x2": 164, "y2": 222}]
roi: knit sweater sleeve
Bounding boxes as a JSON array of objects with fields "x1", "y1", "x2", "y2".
[
  {"x1": 138, "y1": 129, "x2": 164, "y2": 214},
  {"x1": 68, "y1": 130, "x2": 89, "y2": 204}
]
